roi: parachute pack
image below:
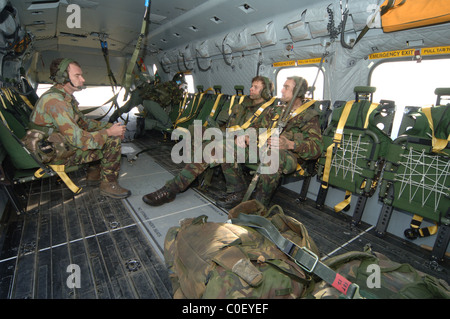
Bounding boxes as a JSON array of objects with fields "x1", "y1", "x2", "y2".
[{"x1": 164, "y1": 200, "x2": 450, "y2": 299}]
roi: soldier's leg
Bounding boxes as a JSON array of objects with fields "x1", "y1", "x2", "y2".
[
  {"x1": 216, "y1": 140, "x2": 249, "y2": 209},
  {"x1": 254, "y1": 150, "x2": 297, "y2": 207},
  {"x1": 143, "y1": 100, "x2": 172, "y2": 130},
  {"x1": 68, "y1": 136, "x2": 131, "y2": 198},
  {"x1": 142, "y1": 138, "x2": 214, "y2": 206},
  {"x1": 109, "y1": 90, "x2": 143, "y2": 123}
]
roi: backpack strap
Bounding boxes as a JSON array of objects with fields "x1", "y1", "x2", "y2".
[{"x1": 231, "y1": 213, "x2": 363, "y2": 299}]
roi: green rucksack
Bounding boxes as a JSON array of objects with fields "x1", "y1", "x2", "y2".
[
  {"x1": 312, "y1": 246, "x2": 450, "y2": 299},
  {"x1": 164, "y1": 200, "x2": 319, "y2": 299}
]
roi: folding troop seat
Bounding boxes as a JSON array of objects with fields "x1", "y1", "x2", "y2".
[
  {"x1": 376, "y1": 93, "x2": 449, "y2": 262},
  {"x1": 0, "y1": 87, "x2": 81, "y2": 215},
  {"x1": 315, "y1": 86, "x2": 395, "y2": 225}
]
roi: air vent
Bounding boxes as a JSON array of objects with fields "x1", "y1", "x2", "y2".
[
  {"x1": 189, "y1": 25, "x2": 199, "y2": 32},
  {"x1": 238, "y1": 3, "x2": 255, "y2": 14},
  {"x1": 27, "y1": 0, "x2": 65, "y2": 10},
  {"x1": 210, "y1": 16, "x2": 223, "y2": 24}
]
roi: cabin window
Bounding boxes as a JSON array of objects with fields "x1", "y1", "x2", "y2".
[
  {"x1": 275, "y1": 66, "x2": 324, "y2": 100},
  {"x1": 370, "y1": 58, "x2": 450, "y2": 139},
  {"x1": 184, "y1": 74, "x2": 195, "y2": 93},
  {"x1": 36, "y1": 83, "x2": 128, "y2": 110}
]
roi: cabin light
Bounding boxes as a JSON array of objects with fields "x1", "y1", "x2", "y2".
[
  {"x1": 189, "y1": 26, "x2": 199, "y2": 32},
  {"x1": 238, "y1": 3, "x2": 255, "y2": 14},
  {"x1": 210, "y1": 16, "x2": 223, "y2": 24}
]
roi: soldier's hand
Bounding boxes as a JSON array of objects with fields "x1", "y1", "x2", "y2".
[
  {"x1": 107, "y1": 123, "x2": 126, "y2": 138},
  {"x1": 268, "y1": 135, "x2": 294, "y2": 150},
  {"x1": 235, "y1": 135, "x2": 249, "y2": 148}
]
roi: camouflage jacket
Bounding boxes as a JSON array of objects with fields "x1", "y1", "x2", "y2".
[
  {"x1": 256, "y1": 100, "x2": 323, "y2": 162},
  {"x1": 217, "y1": 96, "x2": 275, "y2": 129},
  {"x1": 138, "y1": 80, "x2": 184, "y2": 107},
  {"x1": 29, "y1": 84, "x2": 112, "y2": 151}
]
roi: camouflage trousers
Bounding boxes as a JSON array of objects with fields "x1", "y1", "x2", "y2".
[
  {"x1": 143, "y1": 100, "x2": 172, "y2": 131},
  {"x1": 165, "y1": 138, "x2": 298, "y2": 200},
  {"x1": 54, "y1": 136, "x2": 122, "y2": 182},
  {"x1": 252, "y1": 149, "x2": 298, "y2": 205},
  {"x1": 165, "y1": 138, "x2": 247, "y2": 194}
]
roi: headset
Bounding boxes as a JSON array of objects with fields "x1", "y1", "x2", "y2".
[
  {"x1": 54, "y1": 58, "x2": 74, "y2": 84},
  {"x1": 260, "y1": 76, "x2": 274, "y2": 101}
]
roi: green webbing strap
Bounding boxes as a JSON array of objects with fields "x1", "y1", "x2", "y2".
[
  {"x1": 231, "y1": 213, "x2": 363, "y2": 299},
  {"x1": 123, "y1": 0, "x2": 150, "y2": 100}
]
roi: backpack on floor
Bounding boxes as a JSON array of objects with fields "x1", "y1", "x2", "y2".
[
  {"x1": 312, "y1": 246, "x2": 450, "y2": 299},
  {"x1": 164, "y1": 200, "x2": 319, "y2": 299}
]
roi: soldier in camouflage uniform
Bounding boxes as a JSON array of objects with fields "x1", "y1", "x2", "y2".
[
  {"x1": 142, "y1": 76, "x2": 276, "y2": 206},
  {"x1": 22, "y1": 58, "x2": 131, "y2": 199},
  {"x1": 218, "y1": 76, "x2": 323, "y2": 208},
  {"x1": 108, "y1": 73, "x2": 185, "y2": 137}
]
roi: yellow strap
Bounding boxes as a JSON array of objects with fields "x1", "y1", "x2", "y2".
[
  {"x1": 228, "y1": 95, "x2": 246, "y2": 115},
  {"x1": 175, "y1": 92, "x2": 206, "y2": 126},
  {"x1": 295, "y1": 163, "x2": 305, "y2": 174},
  {"x1": 322, "y1": 100, "x2": 356, "y2": 188},
  {"x1": 422, "y1": 107, "x2": 450, "y2": 153},
  {"x1": 334, "y1": 100, "x2": 355, "y2": 145},
  {"x1": 228, "y1": 96, "x2": 277, "y2": 132},
  {"x1": 411, "y1": 214, "x2": 438, "y2": 237},
  {"x1": 321, "y1": 143, "x2": 334, "y2": 188},
  {"x1": 0, "y1": 109, "x2": 10, "y2": 130},
  {"x1": 34, "y1": 165, "x2": 82, "y2": 194},
  {"x1": 20, "y1": 94, "x2": 34, "y2": 109},
  {"x1": 203, "y1": 93, "x2": 224, "y2": 127},
  {"x1": 364, "y1": 103, "x2": 379, "y2": 129},
  {"x1": 257, "y1": 99, "x2": 316, "y2": 148},
  {"x1": 334, "y1": 190, "x2": 352, "y2": 212}
]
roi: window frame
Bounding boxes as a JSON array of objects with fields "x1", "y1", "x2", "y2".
[
  {"x1": 368, "y1": 55, "x2": 450, "y2": 138},
  {"x1": 275, "y1": 65, "x2": 325, "y2": 100}
]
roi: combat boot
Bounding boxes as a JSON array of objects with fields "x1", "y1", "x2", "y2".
[
  {"x1": 216, "y1": 191, "x2": 245, "y2": 209},
  {"x1": 134, "y1": 116, "x2": 146, "y2": 139},
  {"x1": 86, "y1": 165, "x2": 101, "y2": 186},
  {"x1": 142, "y1": 186, "x2": 176, "y2": 206},
  {"x1": 100, "y1": 181, "x2": 131, "y2": 199}
]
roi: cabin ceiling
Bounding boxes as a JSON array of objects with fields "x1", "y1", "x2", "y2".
[{"x1": 12, "y1": 0, "x2": 324, "y2": 57}]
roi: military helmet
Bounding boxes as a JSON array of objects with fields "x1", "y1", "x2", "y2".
[
  {"x1": 172, "y1": 72, "x2": 186, "y2": 85},
  {"x1": 289, "y1": 76, "x2": 308, "y2": 99}
]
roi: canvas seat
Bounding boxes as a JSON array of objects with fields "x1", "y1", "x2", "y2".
[
  {"x1": 0, "y1": 88, "x2": 81, "y2": 215},
  {"x1": 315, "y1": 86, "x2": 394, "y2": 225},
  {"x1": 376, "y1": 102, "x2": 449, "y2": 262}
]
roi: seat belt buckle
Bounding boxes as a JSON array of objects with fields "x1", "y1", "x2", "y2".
[
  {"x1": 293, "y1": 246, "x2": 319, "y2": 274},
  {"x1": 346, "y1": 283, "x2": 363, "y2": 299}
]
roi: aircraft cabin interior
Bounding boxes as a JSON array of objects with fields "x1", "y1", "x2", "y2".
[{"x1": 0, "y1": 0, "x2": 448, "y2": 300}]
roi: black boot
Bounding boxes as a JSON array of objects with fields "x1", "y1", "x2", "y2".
[
  {"x1": 216, "y1": 191, "x2": 245, "y2": 209},
  {"x1": 134, "y1": 116, "x2": 146, "y2": 139},
  {"x1": 142, "y1": 186, "x2": 176, "y2": 206}
]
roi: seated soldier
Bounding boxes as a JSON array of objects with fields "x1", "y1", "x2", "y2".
[
  {"x1": 142, "y1": 76, "x2": 276, "y2": 206},
  {"x1": 216, "y1": 76, "x2": 323, "y2": 208},
  {"x1": 22, "y1": 58, "x2": 131, "y2": 198},
  {"x1": 109, "y1": 73, "x2": 186, "y2": 137}
]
